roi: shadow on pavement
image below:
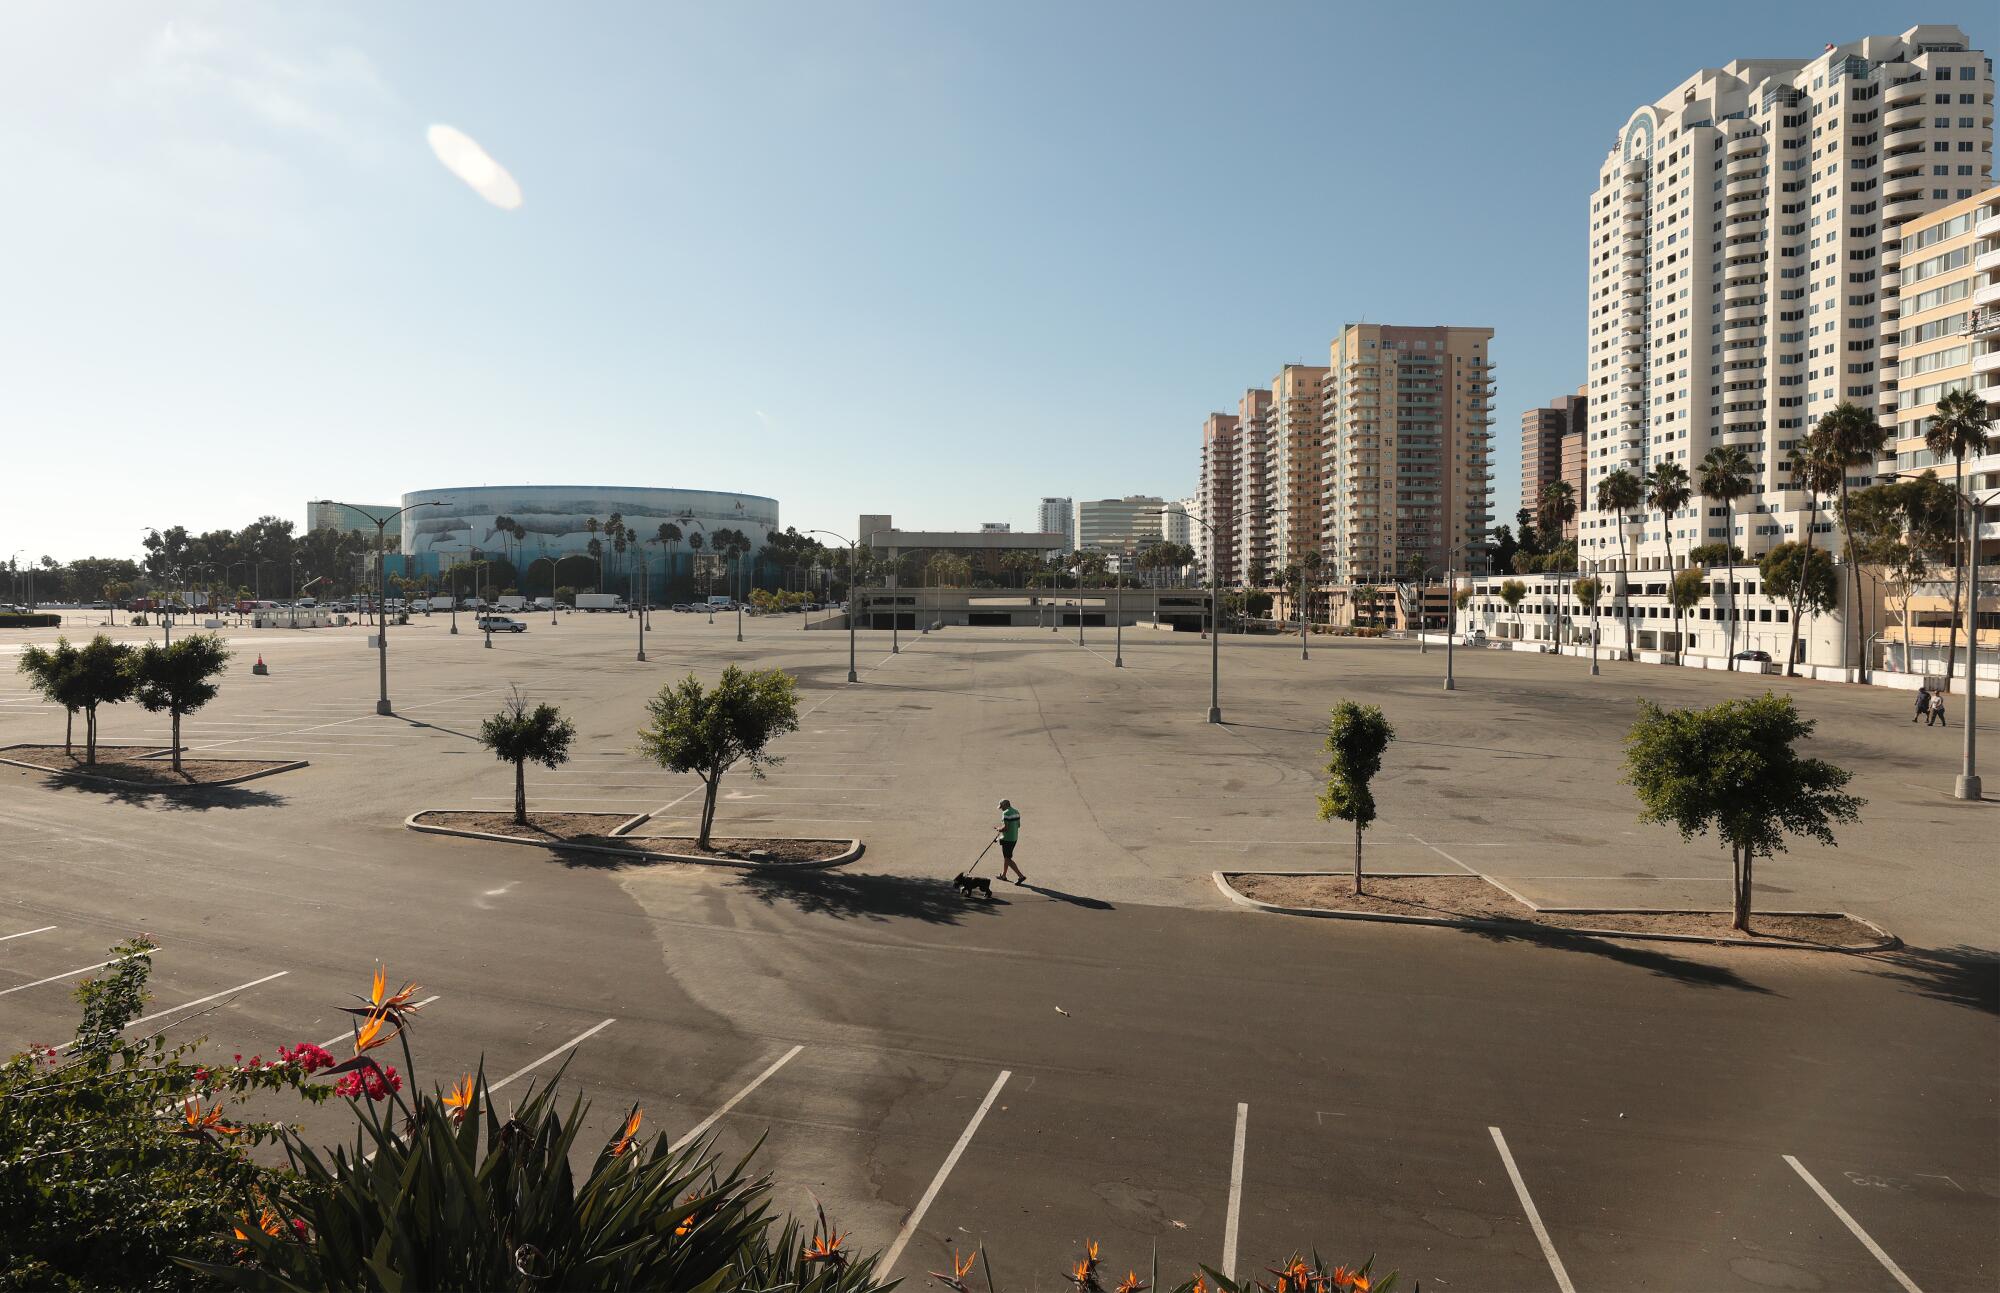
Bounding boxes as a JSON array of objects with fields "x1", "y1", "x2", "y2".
[
  {"x1": 49, "y1": 778, "x2": 287, "y2": 811},
  {"x1": 1457, "y1": 921, "x2": 1777, "y2": 994},
  {"x1": 729, "y1": 869, "x2": 1007, "y2": 925},
  {"x1": 1863, "y1": 944, "x2": 1999, "y2": 1015},
  {"x1": 1019, "y1": 883, "x2": 1114, "y2": 911},
  {"x1": 393, "y1": 715, "x2": 482, "y2": 742}
]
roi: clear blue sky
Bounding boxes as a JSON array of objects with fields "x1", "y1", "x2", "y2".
[{"x1": 4, "y1": 2, "x2": 1989, "y2": 561}]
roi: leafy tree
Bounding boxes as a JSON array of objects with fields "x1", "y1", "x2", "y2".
[
  {"x1": 1645, "y1": 461, "x2": 1693, "y2": 659},
  {"x1": 18, "y1": 639, "x2": 86, "y2": 755},
  {"x1": 1594, "y1": 468, "x2": 1643, "y2": 653},
  {"x1": 1535, "y1": 480, "x2": 1576, "y2": 550},
  {"x1": 1668, "y1": 567, "x2": 1706, "y2": 664},
  {"x1": 639, "y1": 667, "x2": 800, "y2": 849},
  {"x1": 1924, "y1": 387, "x2": 1994, "y2": 688},
  {"x1": 1499, "y1": 578, "x2": 1526, "y2": 640},
  {"x1": 1488, "y1": 524, "x2": 1519, "y2": 577},
  {"x1": 1816, "y1": 403, "x2": 1890, "y2": 680},
  {"x1": 1783, "y1": 429, "x2": 1845, "y2": 676},
  {"x1": 1697, "y1": 446, "x2": 1754, "y2": 667},
  {"x1": 131, "y1": 633, "x2": 231, "y2": 773},
  {"x1": 478, "y1": 689, "x2": 577, "y2": 826},
  {"x1": 1624, "y1": 694, "x2": 1862, "y2": 932},
  {"x1": 1687, "y1": 541, "x2": 1745, "y2": 566},
  {"x1": 1759, "y1": 543, "x2": 1837, "y2": 667},
  {"x1": 1318, "y1": 702, "x2": 1395, "y2": 896},
  {"x1": 73, "y1": 635, "x2": 138, "y2": 764},
  {"x1": 1574, "y1": 576, "x2": 1603, "y2": 668}
]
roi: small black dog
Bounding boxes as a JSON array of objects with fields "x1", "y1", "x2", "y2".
[{"x1": 953, "y1": 872, "x2": 993, "y2": 899}]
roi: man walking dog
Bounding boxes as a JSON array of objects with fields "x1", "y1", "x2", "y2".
[{"x1": 996, "y1": 798, "x2": 1026, "y2": 885}]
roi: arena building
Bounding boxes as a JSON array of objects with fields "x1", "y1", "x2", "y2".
[{"x1": 394, "y1": 485, "x2": 780, "y2": 602}]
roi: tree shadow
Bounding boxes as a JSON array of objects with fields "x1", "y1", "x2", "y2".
[
  {"x1": 1861, "y1": 944, "x2": 1999, "y2": 1015},
  {"x1": 728, "y1": 869, "x2": 1007, "y2": 925},
  {"x1": 46, "y1": 777, "x2": 287, "y2": 811},
  {"x1": 1453, "y1": 920, "x2": 1778, "y2": 995}
]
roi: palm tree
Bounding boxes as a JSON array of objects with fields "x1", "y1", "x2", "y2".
[
  {"x1": 1817, "y1": 402, "x2": 1891, "y2": 681},
  {"x1": 493, "y1": 515, "x2": 515, "y2": 576},
  {"x1": 1644, "y1": 461, "x2": 1693, "y2": 662},
  {"x1": 1303, "y1": 549, "x2": 1324, "y2": 629},
  {"x1": 1783, "y1": 430, "x2": 1844, "y2": 676},
  {"x1": 656, "y1": 522, "x2": 683, "y2": 602},
  {"x1": 1697, "y1": 445, "x2": 1754, "y2": 668},
  {"x1": 585, "y1": 537, "x2": 604, "y2": 592},
  {"x1": 1536, "y1": 480, "x2": 1577, "y2": 551},
  {"x1": 1594, "y1": 468, "x2": 1642, "y2": 659},
  {"x1": 1924, "y1": 388, "x2": 1994, "y2": 690}
]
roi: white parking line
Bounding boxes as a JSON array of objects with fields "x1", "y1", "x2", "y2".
[
  {"x1": 1, "y1": 947, "x2": 164, "y2": 998},
  {"x1": 59, "y1": 971, "x2": 288, "y2": 1052},
  {"x1": 880, "y1": 1069, "x2": 1012, "y2": 1274},
  {"x1": 1222, "y1": 1101, "x2": 1248, "y2": 1279},
  {"x1": 0, "y1": 925, "x2": 57, "y2": 943},
  {"x1": 1784, "y1": 1155, "x2": 1922, "y2": 1293},
  {"x1": 669, "y1": 1044, "x2": 805, "y2": 1152},
  {"x1": 1490, "y1": 1126, "x2": 1575, "y2": 1293},
  {"x1": 489, "y1": 1018, "x2": 617, "y2": 1094}
]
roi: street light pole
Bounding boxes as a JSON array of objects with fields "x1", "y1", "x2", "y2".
[
  {"x1": 1444, "y1": 553, "x2": 1456, "y2": 692},
  {"x1": 316, "y1": 499, "x2": 449, "y2": 714},
  {"x1": 635, "y1": 547, "x2": 647, "y2": 662},
  {"x1": 1114, "y1": 574, "x2": 1123, "y2": 666},
  {"x1": 806, "y1": 530, "x2": 859, "y2": 683},
  {"x1": 1956, "y1": 486, "x2": 1993, "y2": 801}
]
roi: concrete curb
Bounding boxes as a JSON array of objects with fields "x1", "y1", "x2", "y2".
[
  {"x1": 1212, "y1": 870, "x2": 1900, "y2": 953},
  {"x1": 405, "y1": 810, "x2": 863, "y2": 871},
  {"x1": 0, "y1": 746, "x2": 308, "y2": 792}
]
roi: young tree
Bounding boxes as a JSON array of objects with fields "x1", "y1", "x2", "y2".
[
  {"x1": 18, "y1": 639, "x2": 85, "y2": 755},
  {"x1": 1573, "y1": 576, "x2": 1603, "y2": 673},
  {"x1": 1318, "y1": 701, "x2": 1395, "y2": 896},
  {"x1": 1623, "y1": 694, "x2": 1861, "y2": 932},
  {"x1": 1759, "y1": 543, "x2": 1836, "y2": 670},
  {"x1": 1645, "y1": 461, "x2": 1693, "y2": 658},
  {"x1": 1783, "y1": 431, "x2": 1845, "y2": 676},
  {"x1": 1499, "y1": 578, "x2": 1527, "y2": 641},
  {"x1": 1668, "y1": 567, "x2": 1706, "y2": 666},
  {"x1": 1817, "y1": 402, "x2": 1891, "y2": 681},
  {"x1": 1594, "y1": 468, "x2": 1643, "y2": 657},
  {"x1": 478, "y1": 688, "x2": 577, "y2": 826},
  {"x1": 639, "y1": 667, "x2": 800, "y2": 849},
  {"x1": 1697, "y1": 446, "x2": 1755, "y2": 668},
  {"x1": 73, "y1": 636, "x2": 138, "y2": 764},
  {"x1": 130, "y1": 633, "x2": 231, "y2": 773}
]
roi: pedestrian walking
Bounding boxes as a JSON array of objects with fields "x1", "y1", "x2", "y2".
[
  {"x1": 1930, "y1": 689, "x2": 1948, "y2": 727},
  {"x1": 995, "y1": 798, "x2": 1026, "y2": 885},
  {"x1": 1914, "y1": 689, "x2": 1930, "y2": 723}
]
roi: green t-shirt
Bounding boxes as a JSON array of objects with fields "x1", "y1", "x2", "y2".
[{"x1": 999, "y1": 807, "x2": 1020, "y2": 843}]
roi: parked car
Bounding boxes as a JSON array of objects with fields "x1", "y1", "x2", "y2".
[
  {"x1": 477, "y1": 615, "x2": 528, "y2": 633},
  {"x1": 1733, "y1": 649, "x2": 1772, "y2": 663}
]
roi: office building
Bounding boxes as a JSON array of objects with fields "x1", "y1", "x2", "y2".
[
  {"x1": 1580, "y1": 25, "x2": 1992, "y2": 581},
  {"x1": 1886, "y1": 185, "x2": 2000, "y2": 677},
  {"x1": 1521, "y1": 386, "x2": 1588, "y2": 538},
  {"x1": 1075, "y1": 496, "x2": 1167, "y2": 556},
  {"x1": 1036, "y1": 497, "x2": 1074, "y2": 550},
  {"x1": 1232, "y1": 388, "x2": 1276, "y2": 583},
  {"x1": 1198, "y1": 414, "x2": 1238, "y2": 584},
  {"x1": 309, "y1": 501, "x2": 401, "y2": 540},
  {"x1": 1271, "y1": 363, "x2": 1331, "y2": 570},
  {"x1": 1320, "y1": 323, "x2": 1496, "y2": 582}
]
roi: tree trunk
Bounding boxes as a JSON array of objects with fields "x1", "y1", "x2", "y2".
[
  {"x1": 1353, "y1": 819, "x2": 1364, "y2": 896},
  {"x1": 1840, "y1": 478, "x2": 1866, "y2": 682},
  {"x1": 1723, "y1": 503, "x2": 1737, "y2": 669},
  {"x1": 514, "y1": 759, "x2": 527, "y2": 826},
  {"x1": 1616, "y1": 523, "x2": 1630, "y2": 661},
  {"x1": 1786, "y1": 501, "x2": 1812, "y2": 677},
  {"x1": 64, "y1": 707, "x2": 73, "y2": 756},
  {"x1": 1736, "y1": 846, "x2": 1755, "y2": 935},
  {"x1": 85, "y1": 707, "x2": 96, "y2": 765},
  {"x1": 699, "y1": 776, "x2": 720, "y2": 850},
  {"x1": 170, "y1": 712, "x2": 182, "y2": 773},
  {"x1": 1729, "y1": 843, "x2": 1745, "y2": 932},
  {"x1": 1945, "y1": 456, "x2": 1966, "y2": 690}
]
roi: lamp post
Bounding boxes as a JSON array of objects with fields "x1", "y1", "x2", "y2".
[
  {"x1": 1151, "y1": 511, "x2": 1223, "y2": 723},
  {"x1": 314, "y1": 499, "x2": 449, "y2": 715},
  {"x1": 1114, "y1": 571, "x2": 1124, "y2": 667},
  {"x1": 529, "y1": 554, "x2": 561, "y2": 626},
  {"x1": 1956, "y1": 484, "x2": 1996, "y2": 800},
  {"x1": 807, "y1": 529, "x2": 859, "y2": 683}
]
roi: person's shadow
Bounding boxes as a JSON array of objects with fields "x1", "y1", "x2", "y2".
[{"x1": 1017, "y1": 882, "x2": 1113, "y2": 911}]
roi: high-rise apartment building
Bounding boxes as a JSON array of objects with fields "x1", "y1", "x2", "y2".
[
  {"x1": 1581, "y1": 25, "x2": 1993, "y2": 577},
  {"x1": 1198, "y1": 414, "x2": 1238, "y2": 583},
  {"x1": 1075, "y1": 496, "x2": 1166, "y2": 555},
  {"x1": 1232, "y1": 388, "x2": 1275, "y2": 583},
  {"x1": 1036, "y1": 497, "x2": 1074, "y2": 550},
  {"x1": 1320, "y1": 323, "x2": 1496, "y2": 582},
  {"x1": 1520, "y1": 386, "x2": 1588, "y2": 538},
  {"x1": 1270, "y1": 364, "x2": 1331, "y2": 571}
]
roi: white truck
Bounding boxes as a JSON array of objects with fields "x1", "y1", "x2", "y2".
[
  {"x1": 575, "y1": 593, "x2": 626, "y2": 613},
  {"x1": 426, "y1": 596, "x2": 456, "y2": 612},
  {"x1": 497, "y1": 595, "x2": 528, "y2": 612}
]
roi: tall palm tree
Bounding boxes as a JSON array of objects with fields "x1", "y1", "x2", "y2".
[
  {"x1": 1924, "y1": 388, "x2": 1994, "y2": 689},
  {"x1": 1303, "y1": 549, "x2": 1323, "y2": 629},
  {"x1": 1594, "y1": 468, "x2": 1643, "y2": 659},
  {"x1": 493, "y1": 514, "x2": 516, "y2": 577},
  {"x1": 1644, "y1": 462, "x2": 1693, "y2": 662},
  {"x1": 585, "y1": 536, "x2": 604, "y2": 592},
  {"x1": 1783, "y1": 431, "x2": 1845, "y2": 677},
  {"x1": 1697, "y1": 445, "x2": 1754, "y2": 668},
  {"x1": 656, "y1": 522, "x2": 683, "y2": 602},
  {"x1": 1816, "y1": 402, "x2": 1890, "y2": 681},
  {"x1": 1536, "y1": 480, "x2": 1577, "y2": 550}
]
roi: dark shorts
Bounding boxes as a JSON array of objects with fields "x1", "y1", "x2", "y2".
[{"x1": 1001, "y1": 839, "x2": 1017, "y2": 861}]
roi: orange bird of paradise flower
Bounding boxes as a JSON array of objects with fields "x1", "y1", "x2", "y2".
[
  {"x1": 350, "y1": 966, "x2": 424, "y2": 1020},
  {"x1": 232, "y1": 1208, "x2": 282, "y2": 1241},
  {"x1": 442, "y1": 1074, "x2": 475, "y2": 1123},
  {"x1": 801, "y1": 1229, "x2": 846, "y2": 1264},
  {"x1": 1115, "y1": 1272, "x2": 1150, "y2": 1293},
  {"x1": 182, "y1": 1098, "x2": 239, "y2": 1136},
  {"x1": 1332, "y1": 1269, "x2": 1370, "y2": 1292},
  {"x1": 929, "y1": 1249, "x2": 978, "y2": 1291},
  {"x1": 351, "y1": 1007, "x2": 401, "y2": 1058},
  {"x1": 611, "y1": 1108, "x2": 644, "y2": 1156}
]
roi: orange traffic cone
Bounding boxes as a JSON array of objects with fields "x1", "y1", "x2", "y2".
[{"x1": 252, "y1": 655, "x2": 269, "y2": 675}]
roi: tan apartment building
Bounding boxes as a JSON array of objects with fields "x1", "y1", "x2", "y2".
[
  {"x1": 1320, "y1": 323, "x2": 1496, "y2": 583},
  {"x1": 1197, "y1": 413, "x2": 1238, "y2": 584},
  {"x1": 1270, "y1": 363, "x2": 1330, "y2": 572},
  {"x1": 1579, "y1": 26, "x2": 1992, "y2": 591},
  {"x1": 1886, "y1": 185, "x2": 2000, "y2": 680},
  {"x1": 1231, "y1": 387, "x2": 1276, "y2": 584},
  {"x1": 1558, "y1": 423, "x2": 1587, "y2": 540},
  {"x1": 1519, "y1": 385, "x2": 1588, "y2": 539}
]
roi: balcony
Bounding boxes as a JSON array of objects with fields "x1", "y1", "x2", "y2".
[
  {"x1": 1976, "y1": 212, "x2": 2000, "y2": 240},
  {"x1": 1727, "y1": 132, "x2": 1763, "y2": 158},
  {"x1": 1723, "y1": 278, "x2": 1763, "y2": 304},
  {"x1": 1726, "y1": 151, "x2": 1762, "y2": 180},
  {"x1": 1883, "y1": 196, "x2": 1925, "y2": 221},
  {"x1": 1975, "y1": 247, "x2": 2000, "y2": 274},
  {"x1": 1884, "y1": 101, "x2": 1928, "y2": 128},
  {"x1": 1973, "y1": 347, "x2": 2000, "y2": 377},
  {"x1": 1722, "y1": 319, "x2": 1763, "y2": 342},
  {"x1": 1878, "y1": 269, "x2": 1901, "y2": 289},
  {"x1": 1884, "y1": 77, "x2": 1928, "y2": 106},
  {"x1": 1726, "y1": 175, "x2": 1764, "y2": 200}
]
